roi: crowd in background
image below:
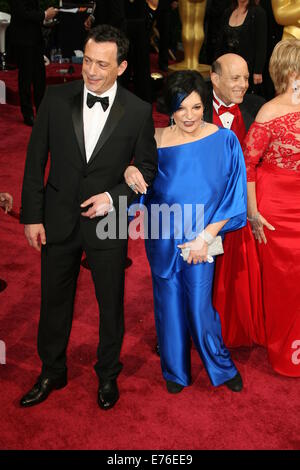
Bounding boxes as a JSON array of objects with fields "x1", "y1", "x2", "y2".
[{"x1": 2, "y1": 1, "x2": 284, "y2": 105}]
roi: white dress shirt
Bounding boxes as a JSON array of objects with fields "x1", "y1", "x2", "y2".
[
  {"x1": 212, "y1": 90, "x2": 236, "y2": 129},
  {"x1": 83, "y1": 82, "x2": 117, "y2": 212},
  {"x1": 83, "y1": 82, "x2": 117, "y2": 162}
]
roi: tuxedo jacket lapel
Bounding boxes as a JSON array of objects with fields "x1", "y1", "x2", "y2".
[
  {"x1": 71, "y1": 84, "x2": 87, "y2": 165},
  {"x1": 239, "y1": 102, "x2": 253, "y2": 132},
  {"x1": 87, "y1": 85, "x2": 125, "y2": 166}
]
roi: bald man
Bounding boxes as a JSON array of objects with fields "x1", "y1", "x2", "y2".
[
  {"x1": 204, "y1": 53, "x2": 265, "y2": 142},
  {"x1": 204, "y1": 53, "x2": 266, "y2": 348}
]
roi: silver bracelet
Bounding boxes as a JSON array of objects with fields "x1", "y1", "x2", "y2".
[{"x1": 198, "y1": 230, "x2": 214, "y2": 245}]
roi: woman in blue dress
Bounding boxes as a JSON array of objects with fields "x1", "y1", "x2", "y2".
[{"x1": 125, "y1": 71, "x2": 247, "y2": 393}]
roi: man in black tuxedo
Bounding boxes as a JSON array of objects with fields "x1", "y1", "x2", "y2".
[
  {"x1": 9, "y1": 1, "x2": 58, "y2": 126},
  {"x1": 19, "y1": 24, "x2": 157, "y2": 410}
]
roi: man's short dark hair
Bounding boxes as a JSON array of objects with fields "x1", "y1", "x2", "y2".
[
  {"x1": 84, "y1": 24, "x2": 130, "y2": 65},
  {"x1": 164, "y1": 70, "x2": 208, "y2": 115},
  {"x1": 211, "y1": 59, "x2": 222, "y2": 75}
]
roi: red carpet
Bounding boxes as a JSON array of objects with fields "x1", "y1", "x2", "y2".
[{"x1": 0, "y1": 103, "x2": 300, "y2": 450}]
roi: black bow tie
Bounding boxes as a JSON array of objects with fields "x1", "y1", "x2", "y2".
[{"x1": 86, "y1": 93, "x2": 109, "y2": 111}]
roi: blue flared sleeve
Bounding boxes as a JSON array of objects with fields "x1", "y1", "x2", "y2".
[{"x1": 210, "y1": 130, "x2": 247, "y2": 233}]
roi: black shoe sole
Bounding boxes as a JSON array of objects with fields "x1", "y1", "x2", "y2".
[{"x1": 166, "y1": 381, "x2": 184, "y2": 394}]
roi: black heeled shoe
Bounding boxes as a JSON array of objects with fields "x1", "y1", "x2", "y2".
[
  {"x1": 224, "y1": 372, "x2": 243, "y2": 392},
  {"x1": 166, "y1": 380, "x2": 184, "y2": 394}
]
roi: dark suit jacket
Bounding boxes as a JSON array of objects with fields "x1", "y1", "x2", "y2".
[
  {"x1": 20, "y1": 80, "x2": 157, "y2": 248},
  {"x1": 204, "y1": 91, "x2": 265, "y2": 132},
  {"x1": 157, "y1": 0, "x2": 172, "y2": 11},
  {"x1": 94, "y1": 0, "x2": 126, "y2": 29},
  {"x1": 9, "y1": 0, "x2": 44, "y2": 47}
]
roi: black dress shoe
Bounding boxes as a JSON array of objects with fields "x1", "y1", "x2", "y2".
[
  {"x1": 98, "y1": 379, "x2": 119, "y2": 410},
  {"x1": 23, "y1": 115, "x2": 34, "y2": 127},
  {"x1": 20, "y1": 375, "x2": 67, "y2": 407},
  {"x1": 224, "y1": 372, "x2": 243, "y2": 392},
  {"x1": 166, "y1": 380, "x2": 184, "y2": 394}
]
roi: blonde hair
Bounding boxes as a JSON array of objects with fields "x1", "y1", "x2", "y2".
[{"x1": 269, "y1": 38, "x2": 300, "y2": 94}]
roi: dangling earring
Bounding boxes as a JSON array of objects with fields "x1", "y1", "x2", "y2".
[
  {"x1": 292, "y1": 80, "x2": 299, "y2": 92},
  {"x1": 170, "y1": 115, "x2": 175, "y2": 128},
  {"x1": 292, "y1": 80, "x2": 300, "y2": 105},
  {"x1": 200, "y1": 114, "x2": 206, "y2": 128}
]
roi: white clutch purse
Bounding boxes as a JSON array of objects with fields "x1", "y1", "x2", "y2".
[{"x1": 180, "y1": 235, "x2": 224, "y2": 263}]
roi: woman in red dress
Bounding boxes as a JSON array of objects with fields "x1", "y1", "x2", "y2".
[{"x1": 243, "y1": 38, "x2": 300, "y2": 376}]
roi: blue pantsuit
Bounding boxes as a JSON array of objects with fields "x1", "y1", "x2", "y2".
[
  {"x1": 144, "y1": 128, "x2": 247, "y2": 387},
  {"x1": 152, "y1": 262, "x2": 237, "y2": 386}
]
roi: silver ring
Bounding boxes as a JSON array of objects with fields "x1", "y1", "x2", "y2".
[{"x1": 129, "y1": 183, "x2": 136, "y2": 190}]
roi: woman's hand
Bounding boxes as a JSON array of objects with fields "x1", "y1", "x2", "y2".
[
  {"x1": 124, "y1": 166, "x2": 148, "y2": 195},
  {"x1": 178, "y1": 237, "x2": 208, "y2": 264},
  {"x1": 248, "y1": 211, "x2": 275, "y2": 244}
]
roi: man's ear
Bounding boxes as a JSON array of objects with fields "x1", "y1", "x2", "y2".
[
  {"x1": 118, "y1": 60, "x2": 128, "y2": 77},
  {"x1": 210, "y1": 72, "x2": 219, "y2": 89}
]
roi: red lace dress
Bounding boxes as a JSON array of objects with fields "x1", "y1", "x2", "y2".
[{"x1": 243, "y1": 112, "x2": 300, "y2": 376}]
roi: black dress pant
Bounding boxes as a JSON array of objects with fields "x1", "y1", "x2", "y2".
[
  {"x1": 38, "y1": 224, "x2": 127, "y2": 382},
  {"x1": 16, "y1": 45, "x2": 46, "y2": 119},
  {"x1": 156, "y1": 7, "x2": 170, "y2": 70}
]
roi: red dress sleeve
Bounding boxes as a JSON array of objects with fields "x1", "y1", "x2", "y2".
[{"x1": 242, "y1": 122, "x2": 272, "y2": 182}]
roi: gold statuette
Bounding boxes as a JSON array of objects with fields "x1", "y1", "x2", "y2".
[
  {"x1": 169, "y1": 0, "x2": 210, "y2": 74},
  {"x1": 272, "y1": 0, "x2": 300, "y2": 40}
]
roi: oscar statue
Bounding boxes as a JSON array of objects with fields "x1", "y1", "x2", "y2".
[
  {"x1": 169, "y1": 0, "x2": 210, "y2": 73},
  {"x1": 272, "y1": 0, "x2": 300, "y2": 40}
]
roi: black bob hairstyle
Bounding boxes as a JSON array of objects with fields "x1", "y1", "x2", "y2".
[{"x1": 164, "y1": 70, "x2": 208, "y2": 115}]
